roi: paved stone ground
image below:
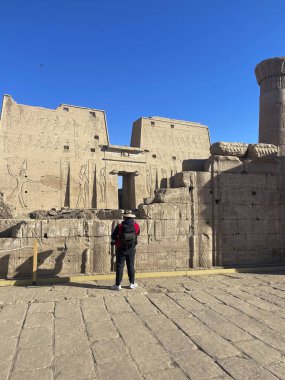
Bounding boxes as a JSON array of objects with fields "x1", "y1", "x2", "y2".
[{"x1": 1, "y1": 272, "x2": 285, "y2": 379}]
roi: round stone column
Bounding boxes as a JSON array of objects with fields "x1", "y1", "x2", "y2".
[{"x1": 255, "y1": 57, "x2": 285, "y2": 155}]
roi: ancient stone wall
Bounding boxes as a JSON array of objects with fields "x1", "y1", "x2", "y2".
[
  {"x1": 204, "y1": 143, "x2": 285, "y2": 267},
  {"x1": 0, "y1": 96, "x2": 210, "y2": 212},
  {"x1": 1, "y1": 141, "x2": 284, "y2": 279}
]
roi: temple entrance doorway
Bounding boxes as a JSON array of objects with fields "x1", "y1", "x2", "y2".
[{"x1": 117, "y1": 172, "x2": 136, "y2": 210}]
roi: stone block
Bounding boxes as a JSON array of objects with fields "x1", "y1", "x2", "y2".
[
  {"x1": 205, "y1": 155, "x2": 244, "y2": 173},
  {"x1": 220, "y1": 251, "x2": 237, "y2": 266},
  {"x1": 221, "y1": 204, "x2": 253, "y2": 220},
  {"x1": 53, "y1": 351, "x2": 96, "y2": 379},
  {"x1": 235, "y1": 339, "x2": 283, "y2": 366},
  {"x1": 0, "y1": 219, "x2": 22, "y2": 238},
  {"x1": 173, "y1": 171, "x2": 194, "y2": 188},
  {"x1": 97, "y1": 360, "x2": 141, "y2": 380},
  {"x1": 13, "y1": 346, "x2": 52, "y2": 372},
  {"x1": 197, "y1": 203, "x2": 213, "y2": 221},
  {"x1": 91, "y1": 239, "x2": 111, "y2": 273},
  {"x1": 196, "y1": 171, "x2": 212, "y2": 187},
  {"x1": 137, "y1": 219, "x2": 148, "y2": 235},
  {"x1": 216, "y1": 220, "x2": 239, "y2": 234},
  {"x1": 154, "y1": 188, "x2": 190, "y2": 204},
  {"x1": 238, "y1": 220, "x2": 279, "y2": 235},
  {"x1": 215, "y1": 234, "x2": 235, "y2": 250},
  {"x1": 145, "y1": 368, "x2": 188, "y2": 380},
  {"x1": 254, "y1": 204, "x2": 280, "y2": 220},
  {"x1": 119, "y1": 325, "x2": 157, "y2": 347},
  {"x1": 144, "y1": 197, "x2": 153, "y2": 205},
  {"x1": 236, "y1": 250, "x2": 260, "y2": 265},
  {"x1": 41, "y1": 219, "x2": 84, "y2": 238},
  {"x1": 174, "y1": 171, "x2": 212, "y2": 189},
  {"x1": 97, "y1": 209, "x2": 123, "y2": 219},
  {"x1": 220, "y1": 188, "x2": 253, "y2": 205},
  {"x1": 154, "y1": 220, "x2": 185, "y2": 239},
  {"x1": 173, "y1": 349, "x2": 226, "y2": 379},
  {"x1": 244, "y1": 158, "x2": 280, "y2": 175},
  {"x1": 190, "y1": 332, "x2": 240, "y2": 359},
  {"x1": 11, "y1": 220, "x2": 42, "y2": 238},
  {"x1": 192, "y1": 234, "x2": 213, "y2": 268},
  {"x1": 210, "y1": 142, "x2": 248, "y2": 157},
  {"x1": 197, "y1": 188, "x2": 213, "y2": 204},
  {"x1": 218, "y1": 356, "x2": 279, "y2": 380},
  {"x1": 147, "y1": 219, "x2": 155, "y2": 235},
  {"x1": 216, "y1": 173, "x2": 267, "y2": 188},
  {"x1": 196, "y1": 220, "x2": 213, "y2": 235},
  {"x1": 92, "y1": 338, "x2": 128, "y2": 364},
  {"x1": 84, "y1": 220, "x2": 111, "y2": 237},
  {"x1": 138, "y1": 203, "x2": 181, "y2": 220},
  {"x1": 155, "y1": 329, "x2": 196, "y2": 354},
  {"x1": 247, "y1": 143, "x2": 278, "y2": 159},
  {"x1": 266, "y1": 174, "x2": 283, "y2": 189}
]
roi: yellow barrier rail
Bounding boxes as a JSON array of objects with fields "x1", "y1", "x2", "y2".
[{"x1": 0, "y1": 265, "x2": 285, "y2": 287}]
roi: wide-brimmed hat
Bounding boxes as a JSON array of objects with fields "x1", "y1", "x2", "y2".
[{"x1": 123, "y1": 210, "x2": 136, "y2": 218}]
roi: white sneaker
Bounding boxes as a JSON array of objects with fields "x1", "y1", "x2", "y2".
[
  {"x1": 111, "y1": 284, "x2": 121, "y2": 291},
  {"x1": 129, "y1": 283, "x2": 138, "y2": 289}
]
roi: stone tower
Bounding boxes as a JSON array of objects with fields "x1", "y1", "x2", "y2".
[{"x1": 255, "y1": 57, "x2": 285, "y2": 155}]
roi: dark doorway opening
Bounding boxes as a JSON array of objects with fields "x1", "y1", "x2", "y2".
[{"x1": 117, "y1": 172, "x2": 136, "y2": 210}]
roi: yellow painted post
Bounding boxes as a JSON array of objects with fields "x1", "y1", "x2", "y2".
[{"x1": 32, "y1": 239, "x2": 38, "y2": 285}]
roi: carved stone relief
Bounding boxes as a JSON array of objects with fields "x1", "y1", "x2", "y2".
[
  {"x1": 99, "y1": 167, "x2": 106, "y2": 203},
  {"x1": 75, "y1": 164, "x2": 89, "y2": 208},
  {"x1": 6, "y1": 159, "x2": 38, "y2": 208},
  {"x1": 146, "y1": 169, "x2": 152, "y2": 196}
]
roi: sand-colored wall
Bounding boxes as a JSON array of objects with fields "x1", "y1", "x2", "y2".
[{"x1": 0, "y1": 96, "x2": 211, "y2": 212}]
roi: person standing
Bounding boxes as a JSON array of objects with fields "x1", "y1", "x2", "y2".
[{"x1": 111, "y1": 211, "x2": 140, "y2": 290}]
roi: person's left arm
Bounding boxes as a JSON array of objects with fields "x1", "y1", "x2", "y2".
[{"x1": 111, "y1": 224, "x2": 119, "y2": 244}]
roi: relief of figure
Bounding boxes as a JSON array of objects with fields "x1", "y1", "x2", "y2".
[
  {"x1": 75, "y1": 164, "x2": 89, "y2": 208},
  {"x1": 5, "y1": 104, "x2": 12, "y2": 129},
  {"x1": 99, "y1": 168, "x2": 106, "y2": 203},
  {"x1": 63, "y1": 120, "x2": 72, "y2": 133},
  {"x1": 54, "y1": 136, "x2": 60, "y2": 150},
  {"x1": 27, "y1": 135, "x2": 35, "y2": 151},
  {"x1": 53, "y1": 115, "x2": 60, "y2": 131},
  {"x1": 84, "y1": 140, "x2": 91, "y2": 153},
  {"x1": 7, "y1": 160, "x2": 38, "y2": 208},
  {"x1": 44, "y1": 134, "x2": 54, "y2": 150},
  {"x1": 73, "y1": 119, "x2": 80, "y2": 138},
  {"x1": 74, "y1": 141, "x2": 83, "y2": 158},
  {"x1": 146, "y1": 169, "x2": 152, "y2": 196}
]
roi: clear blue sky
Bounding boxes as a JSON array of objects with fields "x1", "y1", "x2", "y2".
[{"x1": 0, "y1": 0, "x2": 284, "y2": 146}]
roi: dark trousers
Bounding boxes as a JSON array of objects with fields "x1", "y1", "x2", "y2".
[{"x1": 116, "y1": 248, "x2": 136, "y2": 286}]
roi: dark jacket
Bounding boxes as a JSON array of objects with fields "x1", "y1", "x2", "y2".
[{"x1": 111, "y1": 218, "x2": 140, "y2": 250}]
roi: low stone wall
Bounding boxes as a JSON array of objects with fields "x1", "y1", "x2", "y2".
[{"x1": 0, "y1": 215, "x2": 191, "y2": 279}]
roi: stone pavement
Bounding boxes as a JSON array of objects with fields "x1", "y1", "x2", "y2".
[{"x1": 1, "y1": 272, "x2": 285, "y2": 379}]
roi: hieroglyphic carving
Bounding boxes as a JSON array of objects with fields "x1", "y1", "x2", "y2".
[
  {"x1": 277, "y1": 103, "x2": 285, "y2": 129},
  {"x1": 261, "y1": 76, "x2": 285, "y2": 92},
  {"x1": 99, "y1": 168, "x2": 106, "y2": 202},
  {"x1": 146, "y1": 169, "x2": 152, "y2": 196},
  {"x1": 75, "y1": 164, "x2": 89, "y2": 208},
  {"x1": 6, "y1": 160, "x2": 38, "y2": 208}
]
